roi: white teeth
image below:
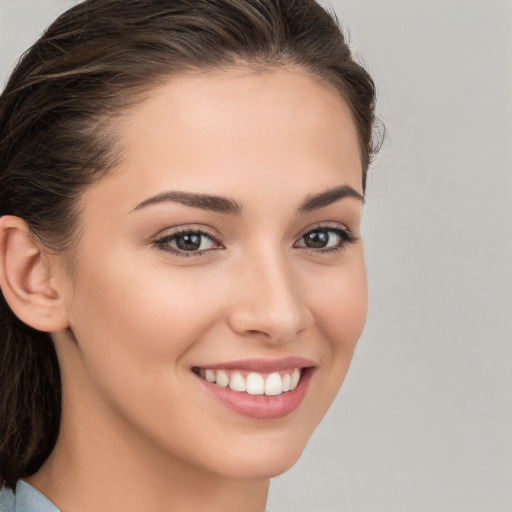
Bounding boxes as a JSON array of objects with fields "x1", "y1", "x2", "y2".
[
  {"x1": 282, "y1": 373, "x2": 291, "y2": 392},
  {"x1": 205, "y1": 369, "x2": 216, "y2": 383},
  {"x1": 216, "y1": 370, "x2": 229, "y2": 388},
  {"x1": 197, "y1": 367, "x2": 304, "y2": 395},
  {"x1": 290, "y1": 368, "x2": 301, "y2": 390},
  {"x1": 264, "y1": 372, "x2": 283, "y2": 396},
  {"x1": 229, "y1": 372, "x2": 247, "y2": 392},
  {"x1": 246, "y1": 372, "x2": 265, "y2": 395}
]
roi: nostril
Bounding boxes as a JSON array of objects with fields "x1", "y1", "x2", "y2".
[{"x1": 246, "y1": 329, "x2": 264, "y2": 336}]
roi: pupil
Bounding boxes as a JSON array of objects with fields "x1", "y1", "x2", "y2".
[
  {"x1": 177, "y1": 233, "x2": 201, "y2": 251},
  {"x1": 306, "y1": 231, "x2": 328, "y2": 248}
]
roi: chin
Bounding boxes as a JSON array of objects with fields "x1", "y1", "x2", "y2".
[
  {"x1": 217, "y1": 451, "x2": 304, "y2": 480},
  {"x1": 202, "y1": 426, "x2": 315, "y2": 480}
]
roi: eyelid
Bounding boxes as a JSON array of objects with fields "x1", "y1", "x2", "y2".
[{"x1": 151, "y1": 223, "x2": 220, "y2": 240}]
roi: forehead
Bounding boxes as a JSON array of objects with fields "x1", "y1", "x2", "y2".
[{"x1": 87, "y1": 66, "x2": 362, "y2": 210}]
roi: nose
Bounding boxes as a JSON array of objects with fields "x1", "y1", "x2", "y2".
[{"x1": 227, "y1": 250, "x2": 313, "y2": 343}]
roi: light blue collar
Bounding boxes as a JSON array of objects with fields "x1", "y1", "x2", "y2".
[{"x1": 0, "y1": 481, "x2": 59, "y2": 512}]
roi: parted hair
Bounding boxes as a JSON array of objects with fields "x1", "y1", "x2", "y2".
[{"x1": 0, "y1": 0, "x2": 380, "y2": 489}]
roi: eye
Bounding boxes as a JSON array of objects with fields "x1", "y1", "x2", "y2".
[
  {"x1": 153, "y1": 228, "x2": 221, "y2": 256},
  {"x1": 294, "y1": 226, "x2": 356, "y2": 252}
]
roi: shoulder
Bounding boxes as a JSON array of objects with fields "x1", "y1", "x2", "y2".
[{"x1": 0, "y1": 482, "x2": 59, "y2": 512}]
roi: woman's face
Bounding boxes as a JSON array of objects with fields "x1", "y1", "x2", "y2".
[{"x1": 53, "y1": 66, "x2": 367, "y2": 480}]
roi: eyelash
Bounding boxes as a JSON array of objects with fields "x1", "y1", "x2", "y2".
[
  {"x1": 153, "y1": 228, "x2": 222, "y2": 258},
  {"x1": 153, "y1": 225, "x2": 358, "y2": 258},
  {"x1": 295, "y1": 226, "x2": 358, "y2": 254}
]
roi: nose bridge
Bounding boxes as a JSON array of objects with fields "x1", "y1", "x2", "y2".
[{"x1": 229, "y1": 245, "x2": 310, "y2": 341}]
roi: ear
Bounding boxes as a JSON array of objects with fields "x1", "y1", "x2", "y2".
[{"x1": 0, "y1": 215, "x2": 69, "y2": 332}]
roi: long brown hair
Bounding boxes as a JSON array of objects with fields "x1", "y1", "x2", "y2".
[{"x1": 0, "y1": 0, "x2": 380, "y2": 489}]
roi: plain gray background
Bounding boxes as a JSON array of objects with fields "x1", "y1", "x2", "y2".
[{"x1": 1, "y1": 1, "x2": 511, "y2": 511}]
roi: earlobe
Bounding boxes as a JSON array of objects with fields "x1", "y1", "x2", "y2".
[{"x1": 0, "y1": 215, "x2": 69, "y2": 332}]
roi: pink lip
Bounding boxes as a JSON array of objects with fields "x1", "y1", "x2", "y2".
[
  {"x1": 194, "y1": 357, "x2": 315, "y2": 373},
  {"x1": 193, "y1": 358, "x2": 315, "y2": 420}
]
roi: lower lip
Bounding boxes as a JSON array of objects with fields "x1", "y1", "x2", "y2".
[{"x1": 196, "y1": 369, "x2": 313, "y2": 420}]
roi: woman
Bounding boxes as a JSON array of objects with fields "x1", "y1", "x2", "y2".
[{"x1": 0, "y1": 0, "x2": 379, "y2": 510}]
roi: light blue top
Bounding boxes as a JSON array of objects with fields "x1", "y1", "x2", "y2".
[{"x1": 0, "y1": 481, "x2": 59, "y2": 512}]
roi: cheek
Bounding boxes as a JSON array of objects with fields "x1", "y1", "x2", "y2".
[
  {"x1": 63, "y1": 255, "x2": 228, "y2": 458},
  {"x1": 66, "y1": 250, "x2": 225, "y2": 390},
  {"x1": 314, "y1": 256, "x2": 367, "y2": 350},
  {"x1": 307, "y1": 253, "x2": 367, "y2": 396}
]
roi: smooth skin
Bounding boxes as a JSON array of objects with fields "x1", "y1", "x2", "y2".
[{"x1": 0, "y1": 66, "x2": 367, "y2": 512}]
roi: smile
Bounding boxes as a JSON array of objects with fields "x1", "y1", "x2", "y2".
[
  {"x1": 192, "y1": 358, "x2": 314, "y2": 420},
  {"x1": 193, "y1": 367, "x2": 302, "y2": 396}
]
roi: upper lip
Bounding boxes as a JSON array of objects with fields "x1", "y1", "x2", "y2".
[{"x1": 193, "y1": 357, "x2": 315, "y2": 373}]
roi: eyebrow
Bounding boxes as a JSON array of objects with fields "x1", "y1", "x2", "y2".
[
  {"x1": 132, "y1": 191, "x2": 242, "y2": 215},
  {"x1": 297, "y1": 185, "x2": 364, "y2": 213},
  {"x1": 132, "y1": 184, "x2": 363, "y2": 215}
]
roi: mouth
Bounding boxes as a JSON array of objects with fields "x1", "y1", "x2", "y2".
[
  {"x1": 192, "y1": 367, "x2": 302, "y2": 396},
  {"x1": 191, "y1": 358, "x2": 314, "y2": 419}
]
